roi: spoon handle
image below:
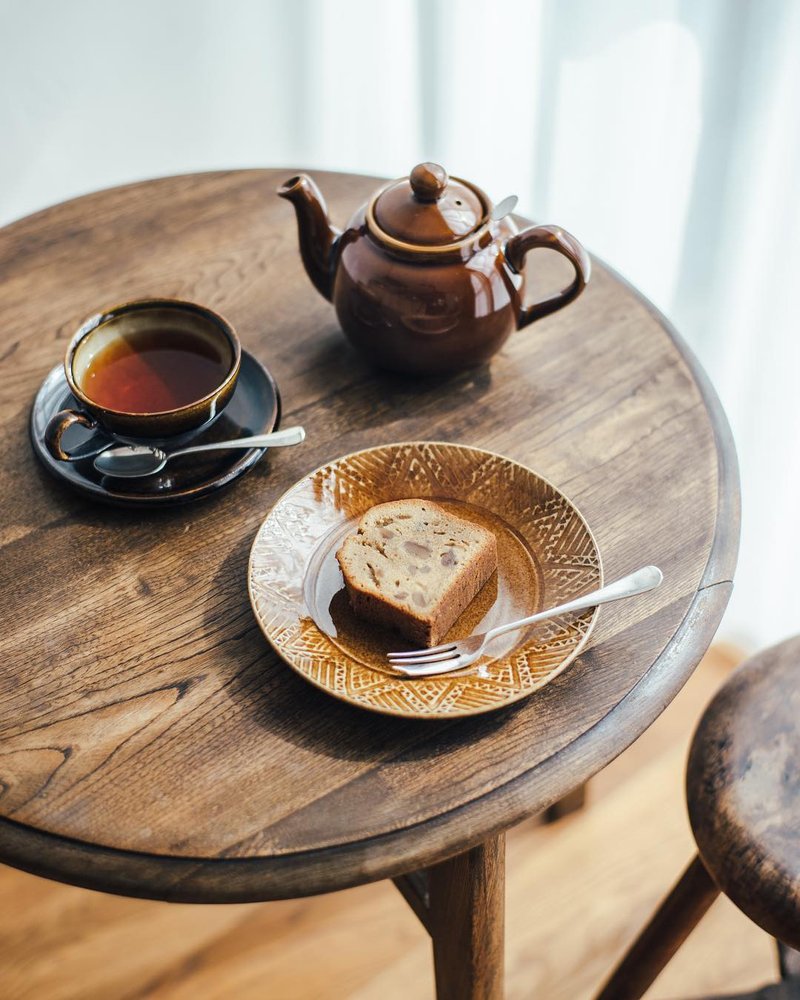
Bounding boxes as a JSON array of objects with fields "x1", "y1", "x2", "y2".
[{"x1": 170, "y1": 426, "x2": 305, "y2": 457}]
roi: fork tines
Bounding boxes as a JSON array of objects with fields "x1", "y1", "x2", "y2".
[{"x1": 388, "y1": 642, "x2": 457, "y2": 659}]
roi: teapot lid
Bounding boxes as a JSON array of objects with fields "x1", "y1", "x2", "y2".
[{"x1": 370, "y1": 163, "x2": 488, "y2": 248}]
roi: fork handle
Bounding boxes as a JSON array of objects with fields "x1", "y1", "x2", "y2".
[{"x1": 484, "y1": 565, "x2": 663, "y2": 643}]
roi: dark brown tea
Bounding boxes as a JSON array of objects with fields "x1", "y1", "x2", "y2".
[{"x1": 82, "y1": 328, "x2": 230, "y2": 413}]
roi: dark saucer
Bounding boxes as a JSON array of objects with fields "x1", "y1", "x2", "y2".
[{"x1": 30, "y1": 349, "x2": 280, "y2": 507}]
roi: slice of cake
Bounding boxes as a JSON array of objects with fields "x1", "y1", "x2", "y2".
[{"x1": 336, "y1": 499, "x2": 497, "y2": 647}]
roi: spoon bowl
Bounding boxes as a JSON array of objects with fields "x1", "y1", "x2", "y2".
[{"x1": 491, "y1": 194, "x2": 518, "y2": 221}]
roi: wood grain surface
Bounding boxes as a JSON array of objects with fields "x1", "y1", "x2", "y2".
[
  {"x1": 688, "y1": 636, "x2": 800, "y2": 949},
  {"x1": 596, "y1": 636, "x2": 800, "y2": 1000},
  {"x1": 594, "y1": 854, "x2": 721, "y2": 1000},
  {"x1": 0, "y1": 169, "x2": 739, "y2": 902},
  {"x1": 0, "y1": 648, "x2": 776, "y2": 1000},
  {"x1": 429, "y1": 835, "x2": 505, "y2": 1000}
]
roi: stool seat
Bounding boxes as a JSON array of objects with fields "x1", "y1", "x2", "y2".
[
  {"x1": 596, "y1": 638, "x2": 800, "y2": 1000},
  {"x1": 687, "y1": 636, "x2": 800, "y2": 949}
]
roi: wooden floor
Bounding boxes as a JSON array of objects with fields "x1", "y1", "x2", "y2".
[{"x1": 0, "y1": 646, "x2": 778, "y2": 1000}]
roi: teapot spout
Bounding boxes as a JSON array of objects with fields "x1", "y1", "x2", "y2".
[{"x1": 277, "y1": 174, "x2": 341, "y2": 302}]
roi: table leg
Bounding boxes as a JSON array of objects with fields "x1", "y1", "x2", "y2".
[
  {"x1": 543, "y1": 782, "x2": 587, "y2": 823},
  {"x1": 427, "y1": 834, "x2": 506, "y2": 1000},
  {"x1": 594, "y1": 854, "x2": 720, "y2": 1000}
]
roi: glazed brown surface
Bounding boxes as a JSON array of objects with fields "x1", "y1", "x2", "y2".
[
  {"x1": 0, "y1": 169, "x2": 738, "y2": 902},
  {"x1": 280, "y1": 163, "x2": 591, "y2": 373},
  {"x1": 44, "y1": 298, "x2": 242, "y2": 455}
]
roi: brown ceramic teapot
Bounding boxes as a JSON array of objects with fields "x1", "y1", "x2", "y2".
[{"x1": 279, "y1": 162, "x2": 590, "y2": 374}]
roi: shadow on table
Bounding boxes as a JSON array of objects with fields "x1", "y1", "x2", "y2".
[
  {"x1": 204, "y1": 533, "x2": 523, "y2": 766},
  {"x1": 277, "y1": 330, "x2": 495, "y2": 437}
]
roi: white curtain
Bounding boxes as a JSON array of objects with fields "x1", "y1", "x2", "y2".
[{"x1": 2, "y1": 0, "x2": 798, "y2": 650}]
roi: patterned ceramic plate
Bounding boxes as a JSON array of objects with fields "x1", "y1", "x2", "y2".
[{"x1": 248, "y1": 442, "x2": 602, "y2": 719}]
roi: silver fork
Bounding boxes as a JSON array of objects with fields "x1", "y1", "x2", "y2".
[{"x1": 388, "y1": 565, "x2": 663, "y2": 677}]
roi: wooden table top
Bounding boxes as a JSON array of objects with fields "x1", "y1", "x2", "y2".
[{"x1": 0, "y1": 170, "x2": 739, "y2": 903}]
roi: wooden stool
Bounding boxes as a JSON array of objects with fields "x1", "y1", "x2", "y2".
[{"x1": 595, "y1": 636, "x2": 800, "y2": 999}]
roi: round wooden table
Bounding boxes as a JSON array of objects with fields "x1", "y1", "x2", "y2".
[{"x1": 0, "y1": 170, "x2": 739, "y2": 999}]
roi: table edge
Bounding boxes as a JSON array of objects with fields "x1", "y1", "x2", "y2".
[{"x1": 0, "y1": 582, "x2": 733, "y2": 903}]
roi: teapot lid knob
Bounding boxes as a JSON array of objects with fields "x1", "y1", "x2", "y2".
[{"x1": 410, "y1": 162, "x2": 448, "y2": 202}]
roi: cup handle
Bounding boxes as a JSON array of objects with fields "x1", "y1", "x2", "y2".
[
  {"x1": 504, "y1": 224, "x2": 591, "y2": 330},
  {"x1": 44, "y1": 409, "x2": 98, "y2": 462}
]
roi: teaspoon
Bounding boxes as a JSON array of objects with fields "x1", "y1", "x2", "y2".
[
  {"x1": 491, "y1": 195, "x2": 518, "y2": 222},
  {"x1": 93, "y1": 426, "x2": 305, "y2": 478}
]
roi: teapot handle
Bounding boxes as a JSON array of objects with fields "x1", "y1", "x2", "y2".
[{"x1": 505, "y1": 225, "x2": 591, "y2": 329}]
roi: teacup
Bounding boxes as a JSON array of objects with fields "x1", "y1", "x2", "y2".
[{"x1": 45, "y1": 298, "x2": 241, "y2": 461}]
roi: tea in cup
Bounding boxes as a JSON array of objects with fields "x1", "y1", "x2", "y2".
[{"x1": 45, "y1": 298, "x2": 241, "y2": 461}]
